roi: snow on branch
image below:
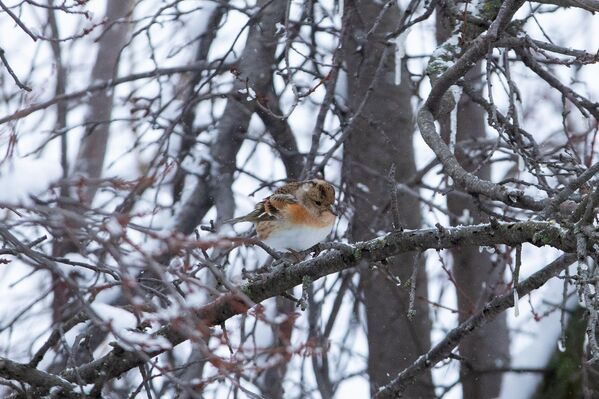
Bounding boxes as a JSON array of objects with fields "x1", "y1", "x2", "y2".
[{"x1": 34, "y1": 220, "x2": 577, "y2": 392}]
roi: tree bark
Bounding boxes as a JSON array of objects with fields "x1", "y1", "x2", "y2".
[
  {"x1": 447, "y1": 69, "x2": 510, "y2": 398},
  {"x1": 175, "y1": 0, "x2": 286, "y2": 231},
  {"x1": 72, "y1": 0, "x2": 133, "y2": 204},
  {"x1": 342, "y1": 1, "x2": 433, "y2": 397},
  {"x1": 50, "y1": 0, "x2": 133, "y2": 325},
  {"x1": 436, "y1": 6, "x2": 511, "y2": 398}
]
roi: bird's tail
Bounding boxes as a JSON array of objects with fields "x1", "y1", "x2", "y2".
[
  {"x1": 221, "y1": 215, "x2": 249, "y2": 225},
  {"x1": 222, "y1": 206, "x2": 266, "y2": 224}
]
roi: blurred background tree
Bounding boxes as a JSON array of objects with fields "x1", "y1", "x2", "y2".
[{"x1": 0, "y1": 0, "x2": 598, "y2": 398}]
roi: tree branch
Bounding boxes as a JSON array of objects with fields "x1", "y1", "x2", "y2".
[
  {"x1": 418, "y1": 0, "x2": 549, "y2": 211},
  {"x1": 417, "y1": 107, "x2": 545, "y2": 210},
  {"x1": 533, "y1": 0, "x2": 599, "y2": 11},
  {"x1": 0, "y1": 357, "x2": 81, "y2": 398},
  {"x1": 0, "y1": 61, "x2": 220, "y2": 125},
  {"x1": 52, "y1": 221, "x2": 577, "y2": 389},
  {"x1": 373, "y1": 253, "x2": 577, "y2": 398}
]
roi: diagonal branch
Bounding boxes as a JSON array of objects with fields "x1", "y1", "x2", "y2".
[
  {"x1": 418, "y1": 0, "x2": 548, "y2": 211},
  {"x1": 417, "y1": 107, "x2": 545, "y2": 210},
  {"x1": 0, "y1": 357, "x2": 81, "y2": 398},
  {"x1": 542, "y1": 161, "x2": 599, "y2": 217},
  {"x1": 373, "y1": 253, "x2": 577, "y2": 398},
  {"x1": 0, "y1": 1, "x2": 37, "y2": 41},
  {"x1": 0, "y1": 48, "x2": 31, "y2": 91},
  {"x1": 1, "y1": 222, "x2": 578, "y2": 394},
  {"x1": 534, "y1": 0, "x2": 599, "y2": 11},
  {"x1": 50, "y1": 221, "x2": 577, "y2": 389}
]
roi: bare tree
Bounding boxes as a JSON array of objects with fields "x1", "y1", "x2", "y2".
[
  {"x1": 436, "y1": 6, "x2": 510, "y2": 398},
  {"x1": 0, "y1": 1, "x2": 598, "y2": 398},
  {"x1": 342, "y1": 0, "x2": 433, "y2": 397}
]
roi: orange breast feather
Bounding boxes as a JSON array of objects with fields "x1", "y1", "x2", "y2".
[
  {"x1": 284, "y1": 203, "x2": 310, "y2": 223},
  {"x1": 285, "y1": 203, "x2": 332, "y2": 227}
]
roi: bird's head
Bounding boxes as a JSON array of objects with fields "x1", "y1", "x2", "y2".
[{"x1": 301, "y1": 179, "x2": 336, "y2": 214}]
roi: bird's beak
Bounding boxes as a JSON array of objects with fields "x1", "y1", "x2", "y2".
[{"x1": 329, "y1": 204, "x2": 338, "y2": 216}]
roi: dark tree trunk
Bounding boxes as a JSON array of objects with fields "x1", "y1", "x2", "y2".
[
  {"x1": 72, "y1": 0, "x2": 133, "y2": 204},
  {"x1": 446, "y1": 77, "x2": 510, "y2": 398},
  {"x1": 175, "y1": 0, "x2": 286, "y2": 232},
  {"x1": 436, "y1": 7, "x2": 511, "y2": 398},
  {"x1": 342, "y1": 1, "x2": 433, "y2": 397},
  {"x1": 51, "y1": 0, "x2": 134, "y2": 324},
  {"x1": 173, "y1": 2, "x2": 290, "y2": 396}
]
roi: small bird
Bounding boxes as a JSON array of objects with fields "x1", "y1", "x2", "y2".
[{"x1": 225, "y1": 179, "x2": 336, "y2": 251}]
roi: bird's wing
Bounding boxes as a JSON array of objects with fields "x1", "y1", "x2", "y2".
[
  {"x1": 255, "y1": 193, "x2": 298, "y2": 221},
  {"x1": 223, "y1": 193, "x2": 298, "y2": 224}
]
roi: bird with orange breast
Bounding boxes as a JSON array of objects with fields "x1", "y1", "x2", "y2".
[{"x1": 224, "y1": 179, "x2": 336, "y2": 252}]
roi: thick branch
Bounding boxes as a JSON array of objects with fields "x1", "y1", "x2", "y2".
[
  {"x1": 419, "y1": 0, "x2": 548, "y2": 211},
  {"x1": 58, "y1": 221, "x2": 576, "y2": 387},
  {"x1": 0, "y1": 357, "x2": 80, "y2": 398},
  {"x1": 418, "y1": 107, "x2": 545, "y2": 210},
  {"x1": 425, "y1": 0, "x2": 525, "y2": 114}
]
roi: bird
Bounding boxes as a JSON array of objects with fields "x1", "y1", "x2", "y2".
[{"x1": 224, "y1": 179, "x2": 336, "y2": 252}]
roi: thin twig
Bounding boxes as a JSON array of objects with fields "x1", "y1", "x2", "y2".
[
  {"x1": 0, "y1": 48, "x2": 31, "y2": 91},
  {"x1": 513, "y1": 244, "x2": 522, "y2": 317},
  {"x1": 388, "y1": 164, "x2": 403, "y2": 231},
  {"x1": 0, "y1": 1, "x2": 38, "y2": 41},
  {"x1": 407, "y1": 252, "x2": 422, "y2": 320}
]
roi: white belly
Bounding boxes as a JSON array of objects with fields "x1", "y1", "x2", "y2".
[{"x1": 263, "y1": 224, "x2": 333, "y2": 251}]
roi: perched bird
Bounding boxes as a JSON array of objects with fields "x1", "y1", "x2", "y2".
[{"x1": 225, "y1": 179, "x2": 336, "y2": 251}]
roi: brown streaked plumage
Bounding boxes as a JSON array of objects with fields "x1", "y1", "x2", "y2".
[{"x1": 224, "y1": 179, "x2": 336, "y2": 251}]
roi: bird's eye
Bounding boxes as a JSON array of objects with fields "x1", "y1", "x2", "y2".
[{"x1": 314, "y1": 200, "x2": 322, "y2": 206}]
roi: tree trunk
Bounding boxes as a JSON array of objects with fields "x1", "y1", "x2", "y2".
[
  {"x1": 72, "y1": 0, "x2": 133, "y2": 204},
  {"x1": 173, "y1": 2, "x2": 289, "y2": 396},
  {"x1": 446, "y1": 76, "x2": 510, "y2": 398},
  {"x1": 436, "y1": 7, "x2": 511, "y2": 398},
  {"x1": 343, "y1": 1, "x2": 433, "y2": 397},
  {"x1": 51, "y1": 0, "x2": 133, "y2": 324},
  {"x1": 175, "y1": 0, "x2": 286, "y2": 232}
]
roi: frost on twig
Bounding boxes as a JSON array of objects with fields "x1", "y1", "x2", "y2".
[
  {"x1": 392, "y1": 27, "x2": 410, "y2": 85},
  {"x1": 448, "y1": 85, "x2": 462, "y2": 154},
  {"x1": 513, "y1": 245, "x2": 522, "y2": 317}
]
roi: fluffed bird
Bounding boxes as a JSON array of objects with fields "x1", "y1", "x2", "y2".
[{"x1": 224, "y1": 179, "x2": 336, "y2": 251}]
